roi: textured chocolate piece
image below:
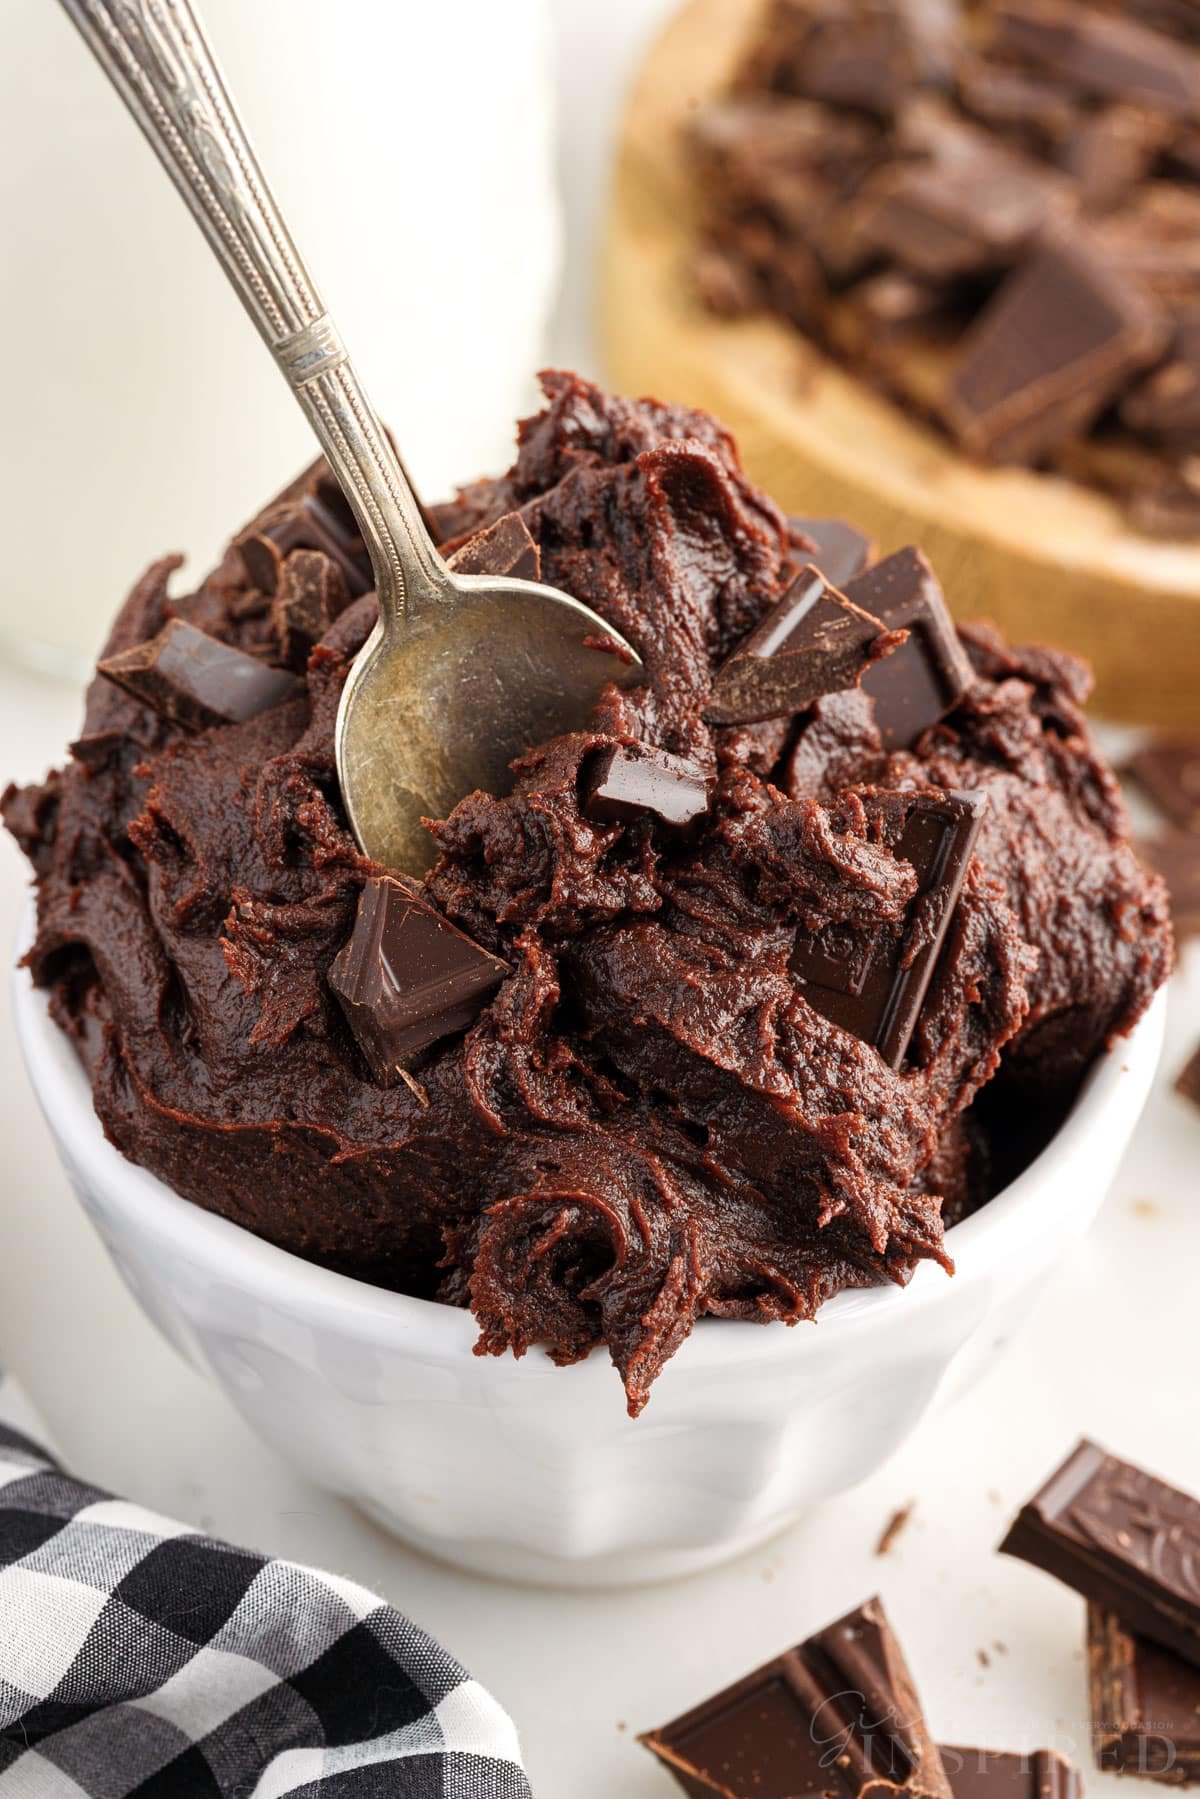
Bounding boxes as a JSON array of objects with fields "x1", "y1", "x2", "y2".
[
  {"x1": 706, "y1": 567, "x2": 899, "y2": 726},
  {"x1": 791, "y1": 788, "x2": 987, "y2": 1067},
  {"x1": 236, "y1": 491, "x2": 371, "y2": 598},
  {"x1": 792, "y1": 516, "x2": 874, "y2": 587},
  {"x1": 1126, "y1": 738, "x2": 1200, "y2": 830},
  {"x1": 329, "y1": 877, "x2": 509, "y2": 1080},
  {"x1": 940, "y1": 1748, "x2": 1082, "y2": 1799},
  {"x1": 1000, "y1": 1441, "x2": 1200, "y2": 1668},
  {"x1": 98, "y1": 619, "x2": 303, "y2": 730},
  {"x1": 844, "y1": 549, "x2": 976, "y2": 750},
  {"x1": 1088, "y1": 1605, "x2": 1200, "y2": 1785},
  {"x1": 853, "y1": 155, "x2": 1052, "y2": 281},
  {"x1": 583, "y1": 744, "x2": 714, "y2": 829},
  {"x1": 991, "y1": 0, "x2": 1200, "y2": 121},
  {"x1": 946, "y1": 238, "x2": 1167, "y2": 463},
  {"x1": 446, "y1": 511, "x2": 541, "y2": 583},
  {"x1": 639, "y1": 1596, "x2": 952, "y2": 1799},
  {"x1": 1139, "y1": 833, "x2": 1200, "y2": 941},
  {"x1": 271, "y1": 548, "x2": 351, "y2": 669}
]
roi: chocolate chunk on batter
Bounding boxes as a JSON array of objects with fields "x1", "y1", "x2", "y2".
[
  {"x1": 706, "y1": 566, "x2": 901, "y2": 725},
  {"x1": 446, "y1": 511, "x2": 541, "y2": 582},
  {"x1": 329, "y1": 876, "x2": 509, "y2": 1080},
  {"x1": 236, "y1": 491, "x2": 371, "y2": 598},
  {"x1": 791, "y1": 789, "x2": 987, "y2": 1067},
  {"x1": 640, "y1": 1596, "x2": 951, "y2": 1799},
  {"x1": 271, "y1": 549, "x2": 351, "y2": 670},
  {"x1": 98, "y1": 618, "x2": 303, "y2": 730},
  {"x1": 846, "y1": 549, "x2": 976, "y2": 749},
  {"x1": 791, "y1": 515, "x2": 873, "y2": 587},
  {"x1": 583, "y1": 743, "x2": 714, "y2": 829}
]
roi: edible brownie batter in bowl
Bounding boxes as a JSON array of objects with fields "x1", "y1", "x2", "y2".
[
  {"x1": 6, "y1": 373, "x2": 1171, "y2": 1583},
  {"x1": 603, "y1": 0, "x2": 1200, "y2": 726}
]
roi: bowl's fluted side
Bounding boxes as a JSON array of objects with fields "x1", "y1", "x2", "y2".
[{"x1": 13, "y1": 919, "x2": 1165, "y2": 1587}]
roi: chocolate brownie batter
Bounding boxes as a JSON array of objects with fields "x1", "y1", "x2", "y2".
[
  {"x1": 3, "y1": 374, "x2": 1170, "y2": 1413},
  {"x1": 688, "y1": 0, "x2": 1200, "y2": 533}
]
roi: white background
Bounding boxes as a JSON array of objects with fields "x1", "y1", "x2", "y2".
[{"x1": 2, "y1": 1, "x2": 1199, "y2": 1794}]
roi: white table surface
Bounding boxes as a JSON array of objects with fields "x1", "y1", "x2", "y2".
[{"x1": 1, "y1": 661, "x2": 1197, "y2": 1798}]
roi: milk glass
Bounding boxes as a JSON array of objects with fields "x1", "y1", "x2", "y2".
[{"x1": 0, "y1": 0, "x2": 560, "y2": 676}]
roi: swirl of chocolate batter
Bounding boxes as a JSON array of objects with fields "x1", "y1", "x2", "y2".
[{"x1": 3, "y1": 373, "x2": 1171, "y2": 1413}]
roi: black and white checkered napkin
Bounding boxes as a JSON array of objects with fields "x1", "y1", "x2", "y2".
[{"x1": 0, "y1": 1376, "x2": 533, "y2": 1797}]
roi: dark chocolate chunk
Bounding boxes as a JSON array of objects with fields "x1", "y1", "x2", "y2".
[
  {"x1": 1061, "y1": 106, "x2": 1173, "y2": 213},
  {"x1": 1088, "y1": 1604, "x2": 1200, "y2": 1785},
  {"x1": 790, "y1": 788, "x2": 987, "y2": 1067},
  {"x1": 1126, "y1": 738, "x2": 1200, "y2": 831},
  {"x1": 955, "y1": 58, "x2": 1080, "y2": 144},
  {"x1": 991, "y1": 0, "x2": 1200, "y2": 122},
  {"x1": 583, "y1": 744, "x2": 714, "y2": 829},
  {"x1": 639, "y1": 1595, "x2": 952, "y2": 1799},
  {"x1": 945, "y1": 237, "x2": 1167, "y2": 463},
  {"x1": 446, "y1": 511, "x2": 542, "y2": 583},
  {"x1": 940, "y1": 1747, "x2": 1082, "y2": 1799},
  {"x1": 98, "y1": 619, "x2": 303, "y2": 732},
  {"x1": 844, "y1": 548, "x2": 976, "y2": 750},
  {"x1": 329, "y1": 877, "x2": 510, "y2": 1081},
  {"x1": 236, "y1": 492, "x2": 371, "y2": 598},
  {"x1": 271, "y1": 548, "x2": 351, "y2": 669},
  {"x1": 706, "y1": 567, "x2": 899, "y2": 726},
  {"x1": 791, "y1": 516, "x2": 874, "y2": 588},
  {"x1": 1000, "y1": 1440, "x2": 1200, "y2": 1669},
  {"x1": 852, "y1": 154, "x2": 1053, "y2": 280},
  {"x1": 1139, "y1": 832, "x2": 1200, "y2": 942},
  {"x1": 1177, "y1": 1043, "x2": 1200, "y2": 1111}
]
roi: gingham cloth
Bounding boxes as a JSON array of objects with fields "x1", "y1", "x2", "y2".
[{"x1": 0, "y1": 1376, "x2": 533, "y2": 1798}]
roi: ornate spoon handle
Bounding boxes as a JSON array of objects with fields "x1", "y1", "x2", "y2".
[{"x1": 60, "y1": 0, "x2": 445, "y2": 617}]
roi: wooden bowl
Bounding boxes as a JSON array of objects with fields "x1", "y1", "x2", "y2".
[{"x1": 601, "y1": 0, "x2": 1200, "y2": 727}]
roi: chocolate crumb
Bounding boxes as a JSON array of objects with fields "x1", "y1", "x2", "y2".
[{"x1": 875, "y1": 1499, "x2": 917, "y2": 1555}]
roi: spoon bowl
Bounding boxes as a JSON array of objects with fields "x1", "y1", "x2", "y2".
[
  {"x1": 337, "y1": 573, "x2": 643, "y2": 874},
  {"x1": 63, "y1": 0, "x2": 643, "y2": 877}
]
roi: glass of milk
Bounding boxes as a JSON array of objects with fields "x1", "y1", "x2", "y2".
[{"x1": 0, "y1": 0, "x2": 560, "y2": 676}]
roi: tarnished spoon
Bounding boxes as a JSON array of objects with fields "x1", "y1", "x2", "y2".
[{"x1": 60, "y1": 0, "x2": 643, "y2": 873}]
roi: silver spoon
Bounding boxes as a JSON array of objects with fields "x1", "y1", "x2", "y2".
[{"x1": 60, "y1": 0, "x2": 643, "y2": 873}]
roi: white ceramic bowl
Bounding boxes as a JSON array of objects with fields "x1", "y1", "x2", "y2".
[{"x1": 13, "y1": 914, "x2": 1165, "y2": 1588}]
